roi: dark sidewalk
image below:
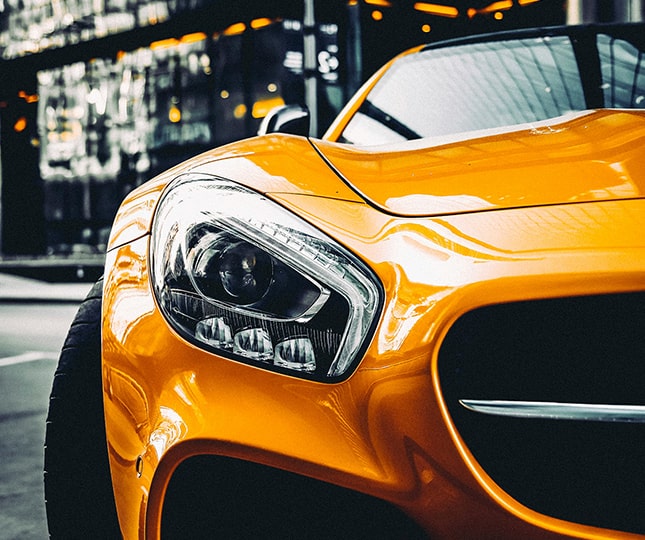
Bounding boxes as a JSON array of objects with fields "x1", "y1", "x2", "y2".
[
  {"x1": 0, "y1": 273, "x2": 93, "y2": 303},
  {"x1": 0, "y1": 255, "x2": 103, "y2": 303}
]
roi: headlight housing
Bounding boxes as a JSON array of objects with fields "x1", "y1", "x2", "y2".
[{"x1": 150, "y1": 174, "x2": 383, "y2": 381}]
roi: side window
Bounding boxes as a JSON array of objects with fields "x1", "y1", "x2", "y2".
[{"x1": 598, "y1": 34, "x2": 645, "y2": 109}]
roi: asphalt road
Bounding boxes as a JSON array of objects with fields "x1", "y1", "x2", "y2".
[{"x1": 0, "y1": 301, "x2": 81, "y2": 540}]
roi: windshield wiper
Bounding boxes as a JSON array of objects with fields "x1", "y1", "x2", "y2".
[{"x1": 358, "y1": 101, "x2": 422, "y2": 140}]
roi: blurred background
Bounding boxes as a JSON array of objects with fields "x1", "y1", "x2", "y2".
[{"x1": 0, "y1": 0, "x2": 642, "y2": 281}]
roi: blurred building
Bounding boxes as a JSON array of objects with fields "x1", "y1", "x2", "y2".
[{"x1": 0, "y1": 0, "x2": 641, "y2": 258}]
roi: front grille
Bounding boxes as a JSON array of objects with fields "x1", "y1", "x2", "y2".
[{"x1": 438, "y1": 292, "x2": 645, "y2": 535}]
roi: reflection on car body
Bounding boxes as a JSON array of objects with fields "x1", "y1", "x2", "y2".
[{"x1": 45, "y1": 23, "x2": 645, "y2": 539}]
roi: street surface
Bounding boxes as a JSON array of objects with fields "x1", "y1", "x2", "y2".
[{"x1": 0, "y1": 301, "x2": 81, "y2": 539}]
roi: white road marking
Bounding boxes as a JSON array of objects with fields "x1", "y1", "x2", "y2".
[{"x1": 0, "y1": 351, "x2": 58, "y2": 367}]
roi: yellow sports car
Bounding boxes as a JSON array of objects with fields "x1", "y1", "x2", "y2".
[{"x1": 45, "y1": 23, "x2": 645, "y2": 539}]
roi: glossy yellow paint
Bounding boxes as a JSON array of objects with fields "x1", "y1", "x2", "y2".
[
  {"x1": 102, "y1": 123, "x2": 645, "y2": 538},
  {"x1": 107, "y1": 134, "x2": 362, "y2": 252}
]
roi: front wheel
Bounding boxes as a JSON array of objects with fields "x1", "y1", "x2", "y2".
[{"x1": 44, "y1": 279, "x2": 121, "y2": 539}]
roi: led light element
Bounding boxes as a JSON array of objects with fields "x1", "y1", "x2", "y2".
[
  {"x1": 150, "y1": 174, "x2": 382, "y2": 380},
  {"x1": 274, "y1": 337, "x2": 316, "y2": 372},
  {"x1": 195, "y1": 317, "x2": 233, "y2": 348},
  {"x1": 233, "y1": 328, "x2": 273, "y2": 361}
]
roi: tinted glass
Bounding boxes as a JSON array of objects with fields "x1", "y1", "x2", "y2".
[{"x1": 598, "y1": 34, "x2": 645, "y2": 109}]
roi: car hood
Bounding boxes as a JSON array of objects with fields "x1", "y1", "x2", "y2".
[{"x1": 311, "y1": 110, "x2": 645, "y2": 217}]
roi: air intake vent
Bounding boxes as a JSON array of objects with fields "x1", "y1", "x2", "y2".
[{"x1": 438, "y1": 292, "x2": 645, "y2": 534}]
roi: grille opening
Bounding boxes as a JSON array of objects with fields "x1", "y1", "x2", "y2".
[
  {"x1": 161, "y1": 455, "x2": 428, "y2": 539},
  {"x1": 438, "y1": 292, "x2": 645, "y2": 534}
]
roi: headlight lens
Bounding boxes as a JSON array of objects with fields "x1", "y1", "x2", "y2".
[{"x1": 150, "y1": 174, "x2": 382, "y2": 381}]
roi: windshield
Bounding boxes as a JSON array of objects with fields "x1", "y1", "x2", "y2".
[{"x1": 340, "y1": 32, "x2": 645, "y2": 145}]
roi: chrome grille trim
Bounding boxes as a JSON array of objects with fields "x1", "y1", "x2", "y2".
[{"x1": 460, "y1": 399, "x2": 645, "y2": 423}]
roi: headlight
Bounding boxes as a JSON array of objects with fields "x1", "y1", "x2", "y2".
[{"x1": 150, "y1": 174, "x2": 383, "y2": 381}]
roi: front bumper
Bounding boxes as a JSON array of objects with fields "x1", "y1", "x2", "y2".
[{"x1": 102, "y1": 196, "x2": 645, "y2": 539}]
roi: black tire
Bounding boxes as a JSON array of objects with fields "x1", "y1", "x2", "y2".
[{"x1": 44, "y1": 278, "x2": 121, "y2": 539}]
